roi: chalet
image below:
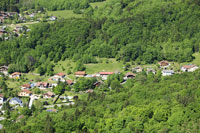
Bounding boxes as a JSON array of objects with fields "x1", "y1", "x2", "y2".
[
  {"x1": 0, "y1": 94, "x2": 4, "y2": 104},
  {"x1": 132, "y1": 67, "x2": 143, "y2": 73},
  {"x1": 99, "y1": 72, "x2": 114, "y2": 80},
  {"x1": 147, "y1": 68, "x2": 156, "y2": 74},
  {"x1": 36, "y1": 82, "x2": 49, "y2": 90},
  {"x1": 124, "y1": 72, "x2": 136, "y2": 80},
  {"x1": 18, "y1": 89, "x2": 32, "y2": 97},
  {"x1": 158, "y1": 60, "x2": 170, "y2": 68},
  {"x1": 181, "y1": 64, "x2": 199, "y2": 72},
  {"x1": 162, "y1": 70, "x2": 174, "y2": 76},
  {"x1": 0, "y1": 66, "x2": 8, "y2": 75},
  {"x1": 9, "y1": 72, "x2": 21, "y2": 79},
  {"x1": 43, "y1": 92, "x2": 55, "y2": 99},
  {"x1": 66, "y1": 80, "x2": 74, "y2": 85},
  {"x1": 9, "y1": 97, "x2": 23, "y2": 106},
  {"x1": 21, "y1": 84, "x2": 31, "y2": 90},
  {"x1": 75, "y1": 71, "x2": 86, "y2": 77}
]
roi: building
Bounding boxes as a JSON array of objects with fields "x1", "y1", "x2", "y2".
[
  {"x1": 66, "y1": 80, "x2": 74, "y2": 86},
  {"x1": 147, "y1": 68, "x2": 156, "y2": 74},
  {"x1": 181, "y1": 64, "x2": 199, "y2": 72},
  {"x1": 50, "y1": 16, "x2": 57, "y2": 21},
  {"x1": 9, "y1": 97, "x2": 23, "y2": 106},
  {"x1": 0, "y1": 94, "x2": 4, "y2": 104},
  {"x1": 0, "y1": 66, "x2": 8, "y2": 75},
  {"x1": 132, "y1": 67, "x2": 143, "y2": 73},
  {"x1": 75, "y1": 71, "x2": 86, "y2": 77},
  {"x1": 36, "y1": 82, "x2": 49, "y2": 90},
  {"x1": 21, "y1": 84, "x2": 31, "y2": 90},
  {"x1": 124, "y1": 72, "x2": 136, "y2": 80},
  {"x1": 99, "y1": 72, "x2": 114, "y2": 80},
  {"x1": 43, "y1": 92, "x2": 55, "y2": 99},
  {"x1": 162, "y1": 70, "x2": 174, "y2": 76},
  {"x1": 50, "y1": 72, "x2": 66, "y2": 82},
  {"x1": 18, "y1": 89, "x2": 32, "y2": 97},
  {"x1": 158, "y1": 60, "x2": 170, "y2": 68},
  {"x1": 9, "y1": 72, "x2": 21, "y2": 79}
]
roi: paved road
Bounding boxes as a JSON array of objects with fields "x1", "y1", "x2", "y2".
[{"x1": 44, "y1": 102, "x2": 74, "y2": 108}]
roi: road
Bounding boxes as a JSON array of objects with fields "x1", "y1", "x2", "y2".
[{"x1": 44, "y1": 102, "x2": 74, "y2": 108}]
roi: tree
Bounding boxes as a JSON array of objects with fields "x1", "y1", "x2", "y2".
[{"x1": 44, "y1": 115, "x2": 54, "y2": 133}]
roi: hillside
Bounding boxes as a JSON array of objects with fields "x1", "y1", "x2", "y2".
[
  {"x1": 1, "y1": 0, "x2": 200, "y2": 73},
  {"x1": 2, "y1": 71, "x2": 200, "y2": 132},
  {"x1": 0, "y1": 0, "x2": 200, "y2": 132}
]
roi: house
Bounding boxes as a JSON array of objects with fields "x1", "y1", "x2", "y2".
[
  {"x1": 43, "y1": 92, "x2": 55, "y2": 99},
  {"x1": 124, "y1": 72, "x2": 136, "y2": 80},
  {"x1": 21, "y1": 84, "x2": 31, "y2": 90},
  {"x1": 29, "y1": 13, "x2": 35, "y2": 18},
  {"x1": 9, "y1": 72, "x2": 21, "y2": 79},
  {"x1": 15, "y1": 26, "x2": 24, "y2": 32},
  {"x1": 9, "y1": 97, "x2": 23, "y2": 107},
  {"x1": 132, "y1": 67, "x2": 143, "y2": 73},
  {"x1": 66, "y1": 80, "x2": 74, "y2": 85},
  {"x1": 55, "y1": 72, "x2": 65, "y2": 78},
  {"x1": 162, "y1": 70, "x2": 174, "y2": 76},
  {"x1": 158, "y1": 60, "x2": 170, "y2": 68},
  {"x1": 99, "y1": 72, "x2": 114, "y2": 80},
  {"x1": 93, "y1": 81, "x2": 104, "y2": 87},
  {"x1": 86, "y1": 89, "x2": 94, "y2": 93},
  {"x1": 36, "y1": 82, "x2": 49, "y2": 89},
  {"x1": 46, "y1": 109, "x2": 57, "y2": 113},
  {"x1": 51, "y1": 72, "x2": 66, "y2": 82},
  {"x1": 181, "y1": 64, "x2": 199, "y2": 72},
  {"x1": 75, "y1": 71, "x2": 86, "y2": 77},
  {"x1": 0, "y1": 94, "x2": 4, "y2": 104},
  {"x1": 18, "y1": 89, "x2": 32, "y2": 97},
  {"x1": 0, "y1": 66, "x2": 8, "y2": 75},
  {"x1": 147, "y1": 68, "x2": 156, "y2": 74},
  {"x1": 50, "y1": 16, "x2": 57, "y2": 21}
]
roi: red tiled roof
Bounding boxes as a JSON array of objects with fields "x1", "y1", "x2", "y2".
[
  {"x1": 75, "y1": 71, "x2": 86, "y2": 75},
  {"x1": 56, "y1": 72, "x2": 65, "y2": 77},
  {"x1": 21, "y1": 89, "x2": 32, "y2": 94},
  {"x1": 182, "y1": 65, "x2": 196, "y2": 69},
  {"x1": 158, "y1": 60, "x2": 169, "y2": 66},
  {"x1": 66, "y1": 80, "x2": 73, "y2": 85},
  {"x1": 22, "y1": 84, "x2": 31, "y2": 88},
  {"x1": 0, "y1": 94, "x2": 3, "y2": 98},
  {"x1": 11, "y1": 72, "x2": 21, "y2": 76},
  {"x1": 99, "y1": 72, "x2": 114, "y2": 75}
]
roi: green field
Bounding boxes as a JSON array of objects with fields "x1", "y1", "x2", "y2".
[
  {"x1": 90, "y1": 1, "x2": 107, "y2": 8},
  {"x1": 47, "y1": 10, "x2": 82, "y2": 19}
]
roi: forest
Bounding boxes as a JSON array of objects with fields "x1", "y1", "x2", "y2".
[
  {"x1": 1, "y1": 0, "x2": 200, "y2": 74},
  {"x1": 1, "y1": 0, "x2": 200, "y2": 132},
  {"x1": 2, "y1": 70, "x2": 200, "y2": 132}
]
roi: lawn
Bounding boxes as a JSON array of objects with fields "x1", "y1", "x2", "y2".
[
  {"x1": 90, "y1": 1, "x2": 108, "y2": 8},
  {"x1": 85, "y1": 58, "x2": 124, "y2": 74},
  {"x1": 47, "y1": 10, "x2": 82, "y2": 19}
]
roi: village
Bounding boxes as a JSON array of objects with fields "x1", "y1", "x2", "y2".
[
  {"x1": 0, "y1": 60, "x2": 198, "y2": 117},
  {"x1": 0, "y1": 10, "x2": 57, "y2": 40}
]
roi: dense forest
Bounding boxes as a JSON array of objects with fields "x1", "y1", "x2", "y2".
[
  {"x1": 2, "y1": 70, "x2": 200, "y2": 132},
  {"x1": 0, "y1": 0, "x2": 105, "y2": 12},
  {"x1": 1, "y1": 0, "x2": 200, "y2": 73}
]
